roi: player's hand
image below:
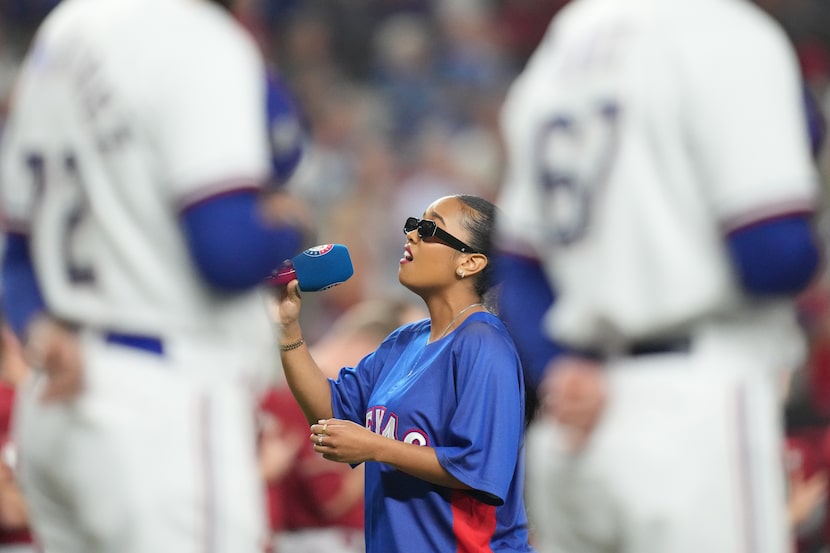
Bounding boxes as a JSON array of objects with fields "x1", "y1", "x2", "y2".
[
  {"x1": 258, "y1": 414, "x2": 304, "y2": 482},
  {"x1": 24, "y1": 316, "x2": 84, "y2": 403},
  {"x1": 0, "y1": 441, "x2": 28, "y2": 530},
  {"x1": 259, "y1": 190, "x2": 315, "y2": 238},
  {"x1": 310, "y1": 418, "x2": 378, "y2": 464},
  {"x1": 540, "y1": 356, "x2": 607, "y2": 453},
  {"x1": 788, "y1": 467, "x2": 828, "y2": 530}
]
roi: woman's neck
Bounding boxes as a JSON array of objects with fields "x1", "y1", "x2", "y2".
[{"x1": 426, "y1": 298, "x2": 485, "y2": 342}]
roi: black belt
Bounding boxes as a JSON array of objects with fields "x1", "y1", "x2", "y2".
[
  {"x1": 104, "y1": 332, "x2": 164, "y2": 356},
  {"x1": 627, "y1": 336, "x2": 691, "y2": 356},
  {"x1": 570, "y1": 336, "x2": 691, "y2": 360}
]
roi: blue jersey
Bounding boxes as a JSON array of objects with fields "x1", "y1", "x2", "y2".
[{"x1": 330, "y1": 312, "x2": 535, "y2": 553}]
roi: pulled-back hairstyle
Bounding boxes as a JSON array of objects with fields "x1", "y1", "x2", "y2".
[{"x1": 455, "y1": 194, "x2": 499, "y2": 303}]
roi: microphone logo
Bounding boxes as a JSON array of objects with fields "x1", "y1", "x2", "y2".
[{"x1": 303, "y1": 244, "x2": 334, "y2": 256}]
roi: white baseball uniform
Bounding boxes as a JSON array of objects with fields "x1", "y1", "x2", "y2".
[
  {"x1": 0, "y1": 0, "x2": 278, "y2": 551},
  {"x1": 497, "y1": 0, "x2": 820, "y2": 551}
]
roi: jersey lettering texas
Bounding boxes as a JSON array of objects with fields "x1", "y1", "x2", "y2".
[{"x1": 365, "y1": 406, "x2": 429, "y2": 446}]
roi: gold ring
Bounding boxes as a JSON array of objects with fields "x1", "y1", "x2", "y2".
[
  {"x1": 317, "y1": 434, "x2": 324, "y2": 446},
  {"x1": 322, "y1": 423, "x2": 327, "y2": 435}
]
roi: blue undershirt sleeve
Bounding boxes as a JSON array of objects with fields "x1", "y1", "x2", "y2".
[
  {"x1": 1, "y1": 233, "x2": 47, "y2": 339},
  {"x1": 493, "y1": 251, "x2": 564, "y2": 392},
  {"x1": 726, "y1": 214, "x2": 820, "y2": 296},
  {"x1": 181, "y1": 190, "x2": 303, "y2": 291}
]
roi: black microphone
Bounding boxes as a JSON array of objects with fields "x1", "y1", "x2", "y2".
[{"x1": 265, "y1": 244, "x2": 353, "y2": 291}]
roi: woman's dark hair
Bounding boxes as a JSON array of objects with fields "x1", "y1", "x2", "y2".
[{"x1": 455, "y1": 194, "x2": 498, "y2": 301}]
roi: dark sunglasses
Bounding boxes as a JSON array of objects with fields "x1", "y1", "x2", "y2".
[{"x1": 403, "y1": 217, "x2": 479, "y2": 253}]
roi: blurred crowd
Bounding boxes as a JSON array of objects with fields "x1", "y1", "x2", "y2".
[
  {"x1": 2, "y1": 0, "x2": 830, "y2": 336},
  {"x1": 3, "y1": 1, "x2": 830, "y2": 551}
]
